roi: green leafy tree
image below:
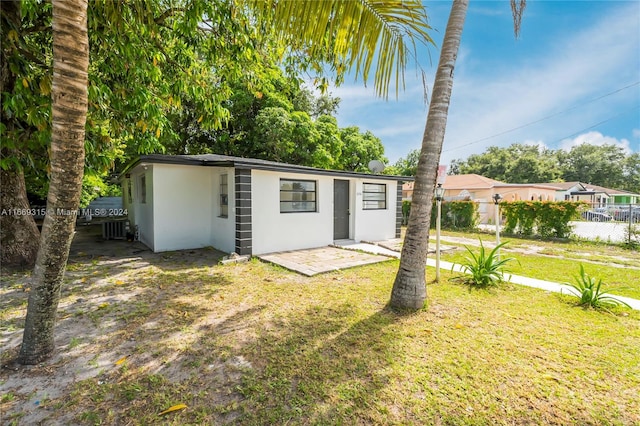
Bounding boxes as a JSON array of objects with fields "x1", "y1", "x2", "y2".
[
  {"x1": 559, "y1": 143, "x2": 628, "y2": 189},
  {"x1": 450, "y1": 143, "x2": 561, "y2": 183},
  {"x1": 313, "y1": 115, "x2": 344, "y2": 169},
  {"x1": 623, "y1": 153, "x2": 640, "y2": 193},
  {"x1": 339, "y1": 127, "x2": 387, "y2": 172},
  {"x1": 1, "y1": 0, "x2": 262, "y2": 266},
  {"x1": 393, "y1": 149, "x2": 421, "y2": 176}
]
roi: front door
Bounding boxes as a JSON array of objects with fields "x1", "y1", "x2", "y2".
[{"x1": 333, "y1": 179, "x2": 349, "y2": 239}]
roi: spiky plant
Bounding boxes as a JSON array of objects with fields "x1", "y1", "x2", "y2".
[
  {"x1": 458, "y1": 240, "x2": 514, "y2": 287},
  {"x1": 565, "y1": 265, "x2": 630, "y2": 309}
]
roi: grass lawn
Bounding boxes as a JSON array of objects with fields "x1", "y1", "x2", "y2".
[
  {"x1": 438, "y1": 230, "x2": 640, "y2": 300},
  {"x1": 1, "y1": 248, "x2": 639, "y2": 425}
]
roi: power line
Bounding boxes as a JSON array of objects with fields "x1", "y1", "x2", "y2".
[
  {"x1": 444, "y1": 81, "x2": 640, "y2": 152},
  {"x1": 546, "y1": 104, "x2": 640, "y2": 146}
]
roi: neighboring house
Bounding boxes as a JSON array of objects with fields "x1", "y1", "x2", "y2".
[
  {"x1": 539, "y1": 182, "x2": 639, "y2": 206},
  {"x1": 120, "y1": 154, "x2": 406, "y2": 255},
  {"x1": 577, "y1": 183, "x2": 639, "y2": 206},
  {"x1": 538, "y1": 182, "x2": 609, "y2": 205},
  {"x1": 441, "y1": 174, "x2": 558, "y2": 224},
  {"x1": 402, "y1": 181, "x2": 414, "y2": 201}
]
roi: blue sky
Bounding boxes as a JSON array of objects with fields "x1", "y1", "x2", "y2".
[{"x1": 329, "y1": 0, "x2": 640, "y2": 166}]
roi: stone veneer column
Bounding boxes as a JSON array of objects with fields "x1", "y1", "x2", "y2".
[{"x1": 235, "y1": 168, "x2": 252, "y2": 255}]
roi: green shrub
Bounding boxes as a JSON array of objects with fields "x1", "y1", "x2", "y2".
[
  {"x1": 564, "y1": 265, "x2": 630, "y2": 309},
  {"x1": 441, "y1": 200, "x2": 478, "y2": 229},
  {"x1": 501, "y1": 201, "x2": 583, "y2": 239},
  {"x1": 402, "y1": 200, "x2": 478, "y2": 230},
  {"x1": 456, "y1": 240, "x2": 515, "y2": 287},
  {"x1": 402, "y1": 200, "x2": 411, "y2": 225}
]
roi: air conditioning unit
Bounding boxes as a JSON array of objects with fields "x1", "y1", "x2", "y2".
[{"x1": 102, "y1": 220, "x2": 128, "y2": 240}]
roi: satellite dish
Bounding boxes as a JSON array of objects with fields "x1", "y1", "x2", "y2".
[{"x1": 368, "y1": 160, "x2": 385, "y2": 174}]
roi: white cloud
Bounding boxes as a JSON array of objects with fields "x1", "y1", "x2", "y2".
[
  {"x1": 633, "y1": 129, "x2": 640, "y2": 139},
  {"x1": 559, "y1": 131, "x2": 632, "y2": 154}
]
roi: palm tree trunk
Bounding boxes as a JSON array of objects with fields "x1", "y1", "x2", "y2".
[
  {"x1": 390, "y1": 0, "x2": 468, "y2": 310},
  {"x1": 19, "y1": 0, "x2": 88, "y2": 364}
]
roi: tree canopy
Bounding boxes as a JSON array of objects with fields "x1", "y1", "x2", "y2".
[
  {"x1": 162, "y1": 64, "x2": 386, "y2": 171},
  {"x1": 447, "y1": 143, "x2": 639, "y2": 192},
  {"x1": 2, "y1": 0, "x2": 409, "y2": 209}
]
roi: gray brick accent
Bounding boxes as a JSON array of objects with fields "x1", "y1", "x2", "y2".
[
  {"x1": 396, "y1": 181, "x2": 403, "y2": 238},
  {"x1": 235, "y1": 168, "x2": 252, "y2": 256}
]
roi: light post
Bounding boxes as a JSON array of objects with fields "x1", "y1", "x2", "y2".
[
  {"x1": 435, "y1": 183, "x2": 445, "y2": 282},
  {"x1": 493, "y1": 193, "x2": 502, "y2": 259}
]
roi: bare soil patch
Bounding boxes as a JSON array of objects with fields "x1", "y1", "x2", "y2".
[{"x1": 1, "y1": 225, "x2": 236, "y2": 425}]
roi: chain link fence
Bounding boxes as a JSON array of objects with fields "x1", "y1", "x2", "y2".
[
  {"x1": 488, "y1": 202, "x2": 639, "y2": 245},
  {"x1": 474, "y1": 201, "x2": 638, "y2": 245},
  {"x1": 572, "y1": 203, "x2": 639, "y2": 245}
]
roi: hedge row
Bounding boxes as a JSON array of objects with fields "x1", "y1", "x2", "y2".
[
  {"x1": 402, "y1": 200, "x2": 583, "y2": 239},
  {"x1": 501, "y1": 201, "x2": 583, "y2": 239},
  {"x1": 402, "y1": 200, "x2": 478, "y2": 230}
]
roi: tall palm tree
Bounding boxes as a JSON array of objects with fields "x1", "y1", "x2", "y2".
[
  {"x1": 19, "y1": 0, "x2": 89, "y2": 364},
  {"x1": 18, "y1": 0, "x2": 433, "y2": 364},
  {"x1": 390, "y1": 0, "x2": 526, "y2": 309}
]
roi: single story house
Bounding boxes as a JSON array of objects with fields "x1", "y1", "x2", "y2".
[
  {"x1": 120, "y1": 154, "x2": 406, "y2": 255},
  {"x1": 402, "y1": 181, "x2": 414, "y2": 201},
  {"x1": 541, "y1": 182, "x2": 639, "y2": 206},
  {"x1": 537, "y1": 182, "x2": 610, "y2": 205},
  {"x1": 439, "y1": 174, "x2": 558, "y2": 224}
]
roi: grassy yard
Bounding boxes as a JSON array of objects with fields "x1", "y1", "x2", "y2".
[
  {"x1": 1, "y1": 246, "x2": 639, "y2": 425},
  {"x1": 438, "y1": 230, "x2": 640, "y2": 299}
]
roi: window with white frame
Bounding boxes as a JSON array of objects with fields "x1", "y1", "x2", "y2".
[
  {"x1": 363, "y1": 183, "x2": 386, "y2": 210},
  {"x1": 219, "y1": 174, "x2": 228, "y2": 218},
  {"x1": 280, "y1": 179, "x2": 317, "y2": 213}
]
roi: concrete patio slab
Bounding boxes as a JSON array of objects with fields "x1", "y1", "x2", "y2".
[{"x1": 257, "y1": 246, "x2": 394, "y2": 276}]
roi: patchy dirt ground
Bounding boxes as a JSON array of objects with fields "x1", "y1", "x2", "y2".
[{"x1": 1, "y1": 225, "x2": 246, "y2": 425}]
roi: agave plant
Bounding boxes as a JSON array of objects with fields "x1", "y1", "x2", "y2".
[
  {"x1": 457, "y1": 240, "x2": 514, "y2": 287},
  {"x1": 565, "y1": 265, "x2": 630, "y2": 309}
]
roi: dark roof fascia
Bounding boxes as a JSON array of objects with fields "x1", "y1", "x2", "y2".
[
  {"x1": 119, "y1": 154, "x2": 213, "y2": 178},
  {"x1": 120, "y1": 154, "x2": 413, "y2": 182},
  {"x1": 570, "y1": 191, "x2": 598, "y2": 195}
]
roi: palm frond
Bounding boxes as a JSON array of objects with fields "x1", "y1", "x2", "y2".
[{"x1": 245, "y1": 0, "x2": 433, "y2": 99}]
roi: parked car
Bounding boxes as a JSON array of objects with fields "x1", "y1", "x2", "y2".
[
  {"x1": 581, "y1": 210, "x2": 613, "y2": 222},
  {"x1": 613, "y1": 206, "x2": 640, "y2": 223}
]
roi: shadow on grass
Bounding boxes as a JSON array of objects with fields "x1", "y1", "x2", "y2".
[{"x1": 235, "y1": 303, "x2": 402, "y2": 424}]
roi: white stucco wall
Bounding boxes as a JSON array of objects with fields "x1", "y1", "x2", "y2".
[
  {"x1": 125, "y1": 164, "x2": 237, "y2": 253},
  {"x1": 251, "y1": 171, "x2": 399, "y2": 254},
  {"x1": 209, "y1": 167, "x2": 236, "y2": 253},
  {"x1": 151, "y1": 164, "x2": 215, "y2": 252},
  {"x1": 251, "y1": 170, "x2": 334, "y2": 254},
  {"x1": 126, "y1": 167, "x2": 154, "y2": 249},
  {"x1": 352, "y1": 179, "x2": 398, "y2": 242}
]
